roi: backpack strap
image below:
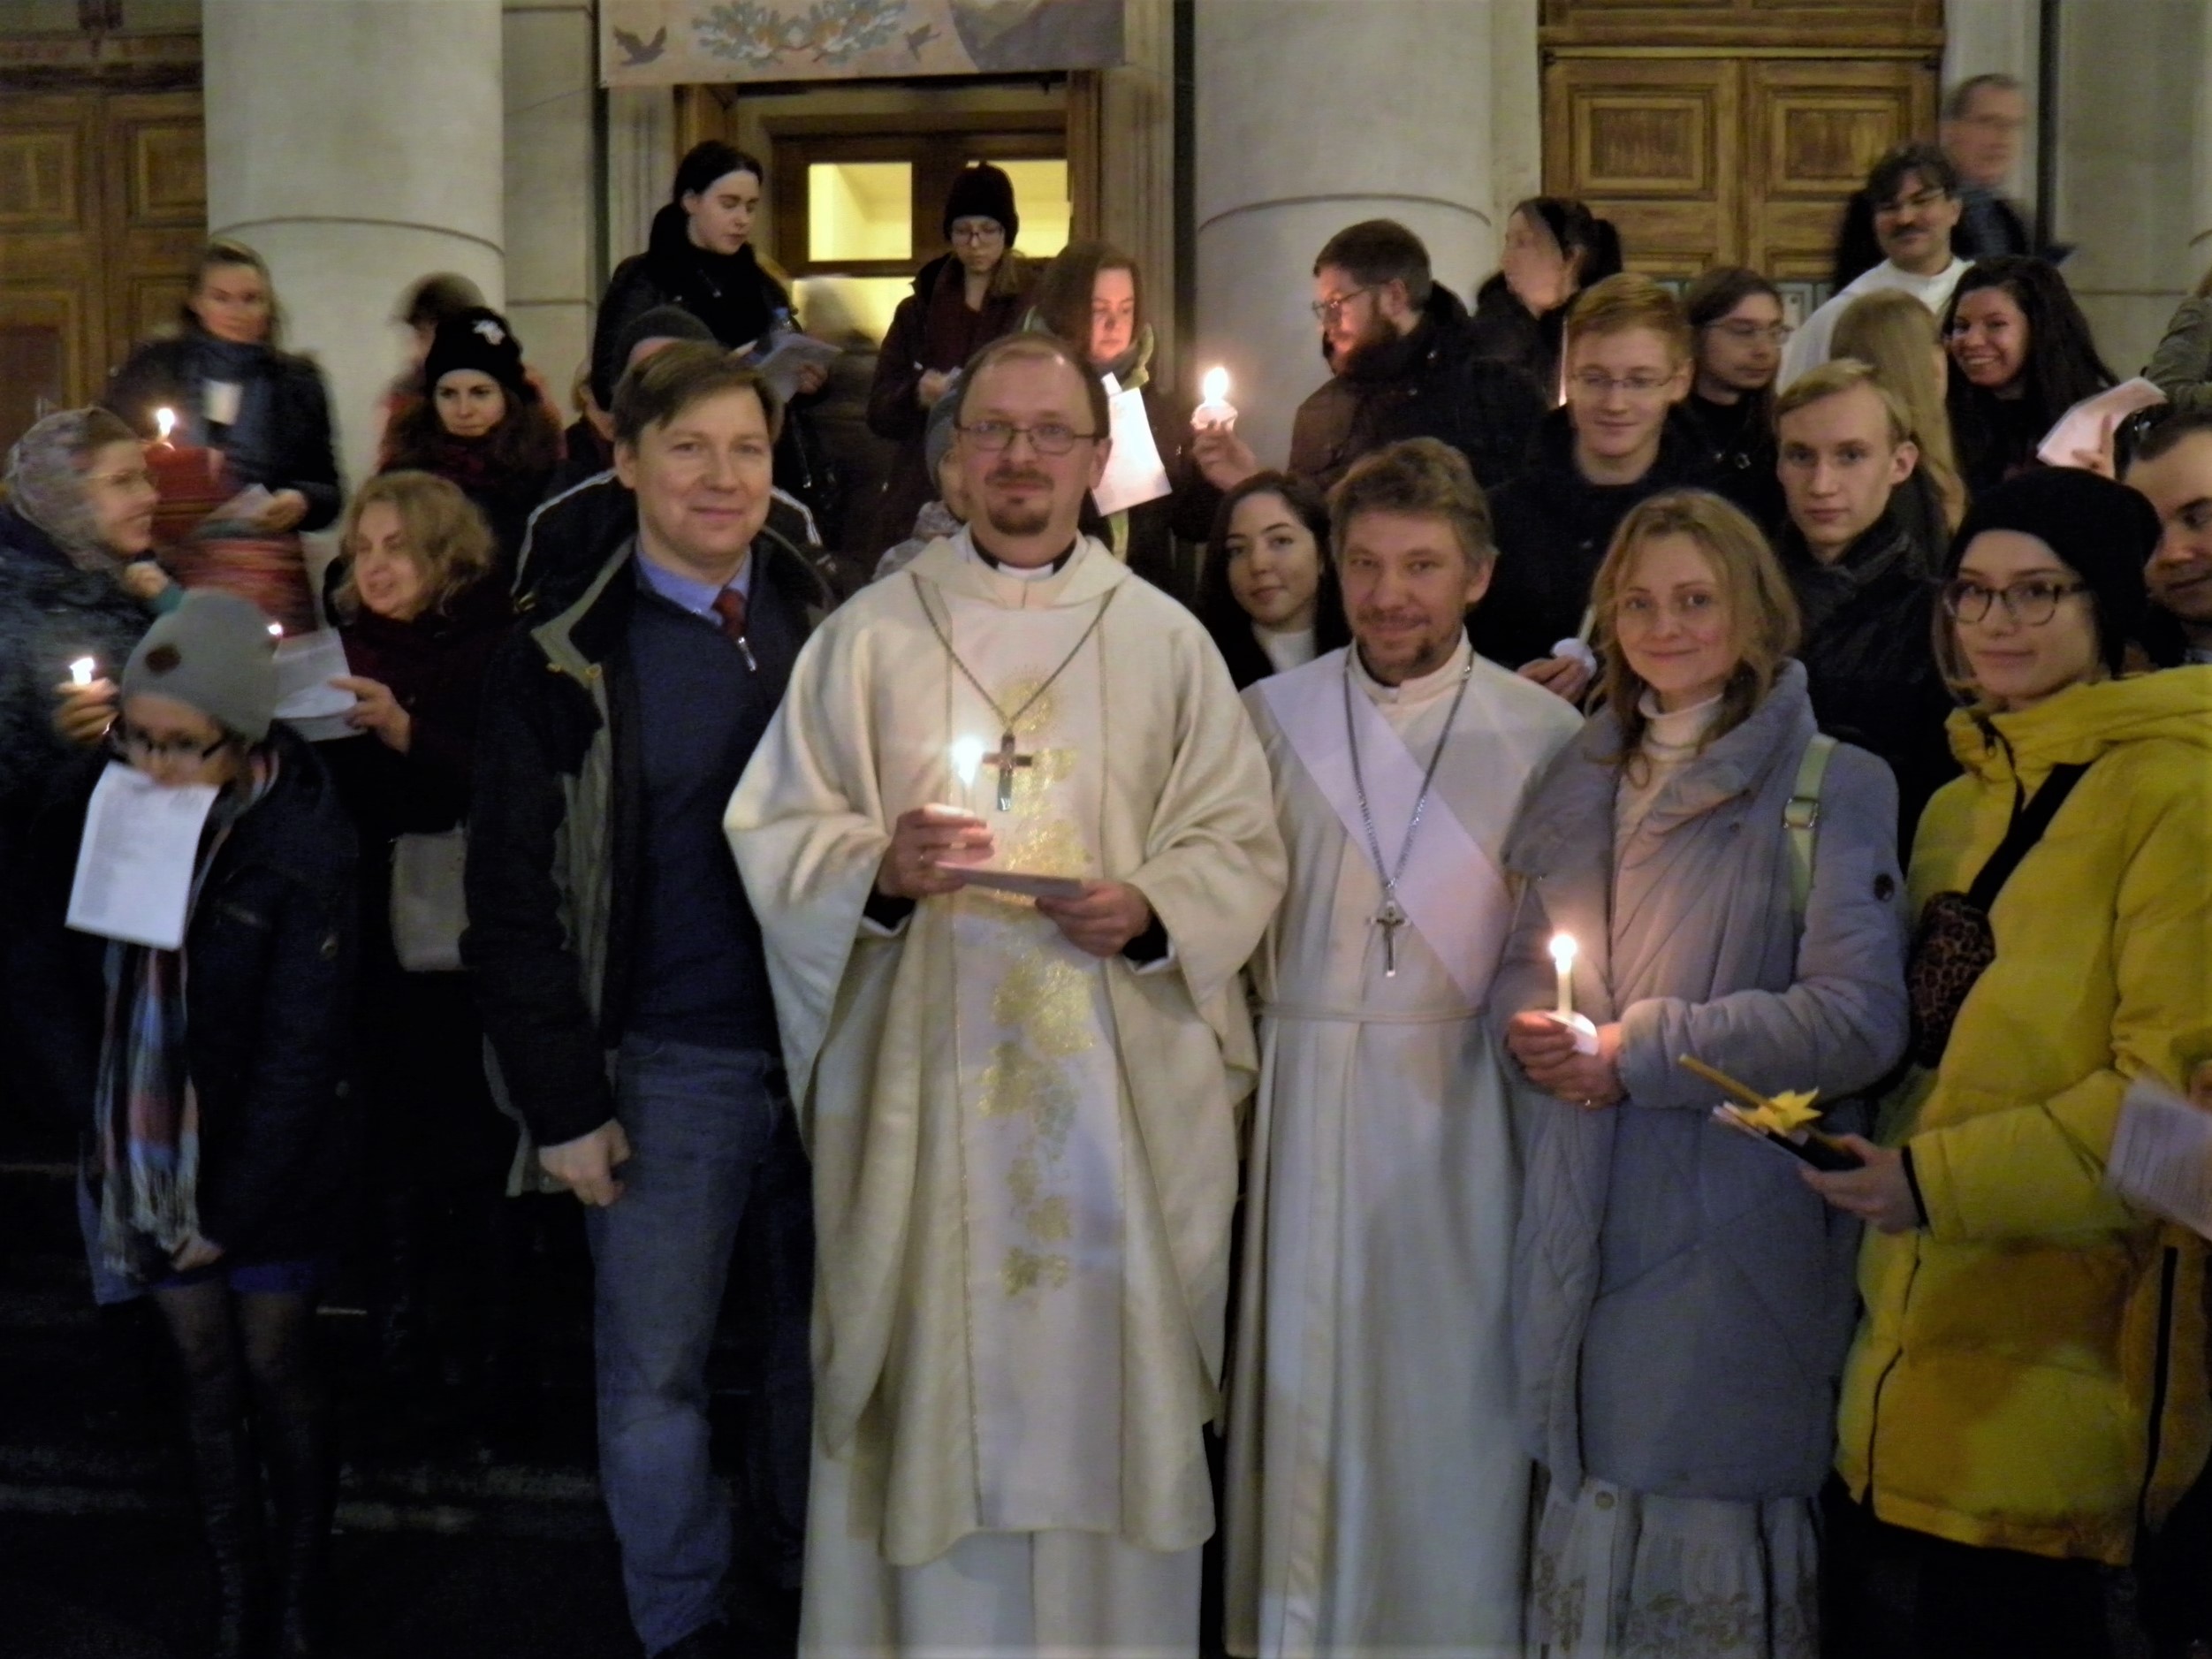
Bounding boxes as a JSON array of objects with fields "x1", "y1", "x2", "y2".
[
  {"x1": 1786, "y1": 734, "x2": 1837, "y2": 924},
  {"x1": 1964, "y1": 761, "x2": 2092, "y2": 912}
]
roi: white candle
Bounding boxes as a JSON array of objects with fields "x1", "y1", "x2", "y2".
[
  {"x1": 1549, "y1": 932, "x2": 1577, "y2": 1018},
  {"x1": 68, "y1": 657, "x2": 95, "y2": 689},
  {"x1": 949, "y1": 735, "x2": 988, "y2": 816},
  {"x1": 1191, "y1": 366, "x2": 1239, "y2": 431},
  {"x1": 154, "y1": 407, "x2": 176, "y2": 446},
  {"x1": 267, "y1": 621, "x2": 284, "y2": 638}
]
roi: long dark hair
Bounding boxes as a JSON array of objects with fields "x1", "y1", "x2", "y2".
[
  {"x1": 1197, "y1": 472, "x2": 1350, "y2": 689},
  {"x1": 1513, "y1": 197, "x2": 1624, "y2": 294},
  {"x1": 1684, "y1": 265, "x2": 1783, "y2": 420},
  {"x1": 672, "y1": 141, "x2": 764, "y2": 202},
  {"x1": 384, "y1": 376, "x2": 560, "y2": 483},
  {"x1": 1943, "y1": 257, "x2": 2115, "y2": 482}
]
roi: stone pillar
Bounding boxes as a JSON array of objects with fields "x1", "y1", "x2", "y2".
[
  {"x1": 1942, "y1": 0, "x2": 2041, "y2": 211},
  {"x1": 605, "y1": 85, "x2": 676, "y2": 277},
  {"x1": 203, "y1": 0, "x2": 505, "y2": 491},
  {"x1": 1194, "y1": 0, "x2": 1521, "y2": 469},
  {"x1": 505, "y1": 0, "x2": 598, "y2": 412},
  {"x1": 2050, "y1": 0, "x2": 2212, "y2": 376}
]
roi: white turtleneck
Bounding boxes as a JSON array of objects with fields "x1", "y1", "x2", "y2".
[
  {"x1": 1255, "y1": 621, "x2": 1318, "y2": 677},
  {"x1": 1614, "y1": 688, "x2": 1723, "y2": 841}
]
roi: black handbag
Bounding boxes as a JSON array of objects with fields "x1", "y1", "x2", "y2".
[{"x1": 1904, "y1": 761, "x2": 2089, "y2": 1068}]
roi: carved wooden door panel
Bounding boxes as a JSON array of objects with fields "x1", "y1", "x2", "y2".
[{"x1": 0, "y1": 87, "x2": 203, "y2": 453}]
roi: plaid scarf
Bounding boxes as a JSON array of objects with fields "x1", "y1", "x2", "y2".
[{"x1": 94, "y1": 750, "x2": 278, "y2": 1282}]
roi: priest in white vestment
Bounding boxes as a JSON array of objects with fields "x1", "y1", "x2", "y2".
[
  {"x1": 1226, "y1": 438, "x2": 1581, "y2": 1659},
  {"x1": 726, "y1": 333, "x2": 1287, "y2": 1657}
]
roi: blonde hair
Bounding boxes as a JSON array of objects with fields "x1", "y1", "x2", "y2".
[
  {"x1": 332, "y1": 471, "x2": 497, "y2": 620},
  {"x1": 1774, "y1": 359, "x2": 1915, "y2": 448},
  {"x1": 1564, "y1": 272, "x2": 1693, "y2": 368},
  {"x1": 1832, "y1": 288, "x2": 1967, "y2": 530},
  {"x1": 1592, "y1": 490, "x2": 1802, "y2": 771}
]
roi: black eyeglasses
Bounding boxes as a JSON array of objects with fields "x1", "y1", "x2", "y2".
[
  {"x1": 1941, "y1": 577, "x2": 2090, "y2": 626},
  {"x1": 955, "y1": 420, "x2": 1097, "y2": 457},
  {"x1": 110, "y1": 722, "x2": 231, "y2": 764}
]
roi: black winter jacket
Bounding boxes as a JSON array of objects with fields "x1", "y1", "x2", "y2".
[
  {"x1": 11, "y1": 730, "x2": 359, "y2": 1260},
  {"x1": 463, "y1": 537, "x2": 834, "y2": 1148},
  {"x1": 1288, "y1": 285, "x2": 1543, "y2": 493},
  {"x1": 105, "y1": 335, "x2": 344, "y2": 531},
  {"x1": 1471, "y1": 407, "x2": 1721, "y2": 671},
  {"x1": 1466, "y1": 272, "x2": 1568, "y2": 406}
]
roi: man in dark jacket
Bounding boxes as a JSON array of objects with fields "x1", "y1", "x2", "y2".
[
  {"x1": 1194, "y1": 218, "x2": 1542, "y2": 504},
  {"x1": 1774, "y1": 361, "x2": 1957, "y2": 852},
  {"x1": 465, "y1": 346, "x2": 832, "y2": 1659},
  {"x1": 1471, "y1": 274, "x2": 1718, "y2": 693}
]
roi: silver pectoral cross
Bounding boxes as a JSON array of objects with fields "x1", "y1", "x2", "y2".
[
  {"x1": 1375, "y1": 893, "x2": 1408, "y2": 978},
  {"x1": 991, "y1": 729, "x2": 1035, "y2": 811}
]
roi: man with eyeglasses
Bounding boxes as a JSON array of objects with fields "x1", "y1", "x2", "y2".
[
  {"x1": 1783, "y1": 142, "x2": 1973, "y2": 391},
  {"x1": 730, "y1": 330, "x2": 1286, "y2": 1659},
  {"x1": 1772, "y1": 361, "x2": 1957, "y2": 852},
  {"x1": 1831, "y1": 75, "x2": 2043, "y2": 290},
  {"x1": 1193, "y1": 218, "x2": 1541, "y2": 499}
]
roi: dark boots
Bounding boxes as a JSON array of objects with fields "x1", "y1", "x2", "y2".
[
  {"x1": 259, "y1": 1387, "x2": 334, "y2": 1658},
  {"x1": 182, "y1": 1404, "x2": 265, "y2": 1659}
]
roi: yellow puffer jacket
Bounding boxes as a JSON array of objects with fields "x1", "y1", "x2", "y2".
[{"x1": 1835, "y1": 669, "x2": 2212, "y2": 1565}]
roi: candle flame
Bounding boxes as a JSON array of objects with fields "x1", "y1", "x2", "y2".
[
  {"x1": 69, "y1": 657, "x2": 95, "y2": 688},
  {"x1": 154, "y1": 407, "x2": 176, "y2": 440},
  {"x1": 267, "y1": 621, "x2": 284, "y2": 638},
  {"x1": 1201, "y1": 367, "x2": 1229, "y2": 403},
  {"x1": 949, "y1": 736, "x2": 987, "y2": 788},
  {"x1": 1548, "y1": 932, "x2": 1577, "y2": 970}
]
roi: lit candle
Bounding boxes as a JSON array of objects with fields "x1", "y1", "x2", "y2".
[
  {"x1": 1191, "y1": 366, "x2": 1239, "y2": 431},
  {"x1": 154, "y1": 407, "x2": 176, "y2": 447},
  {"x1": 949, "y1": 735, "x2": 987, "y2": 816},
  {"x1": 69, "y1": 656, "x2": 95, "y2": 689},
  {"x1": 267, "y1": 621, "x2": 284, "y2": 638},
  {"x1": 1549, "y1": 932, "x2": 1577, "y2": 1017}
]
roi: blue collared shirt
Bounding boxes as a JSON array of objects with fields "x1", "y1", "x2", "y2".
[{"x1": 633, "y1": 547, "x2": 752, "y2": 620}]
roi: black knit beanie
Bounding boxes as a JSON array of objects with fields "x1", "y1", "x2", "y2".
[
  {"x1": 422, "y1": 307, "x2": 529, "y2": 402},
  {"x1": 1946, "y1": 467, "x2": 2160, "y2": 674},
  {"x1": 942, "y1": 163, "x2": 1019, "y2": 245}
]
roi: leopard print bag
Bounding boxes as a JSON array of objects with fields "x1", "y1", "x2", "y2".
[{"x1": 1904, "y1": 762, "x2": 2088, "y2": 1069}]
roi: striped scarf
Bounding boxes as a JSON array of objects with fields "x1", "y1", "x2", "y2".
[{"x1": 94, "y1": 750, "x2": 278, "y2": 1282}]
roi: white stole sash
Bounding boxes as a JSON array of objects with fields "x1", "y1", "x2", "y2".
[{"x1": 1258, "y1": 653, "x2": 1515, "y2": 1008}]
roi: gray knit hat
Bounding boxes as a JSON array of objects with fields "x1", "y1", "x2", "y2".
[{"x1": 120, "y1": 590, "x2": 279, "y2": 744}]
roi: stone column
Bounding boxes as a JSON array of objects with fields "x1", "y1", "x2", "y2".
[
  {"x1": 505, "y1": 0, "x2": 599, "y2": 410},
  {"x1": 1193, "y1": 0, "x2": 1522, "y2": 468},
  {"x1": 605, "y1": 85, "x2": 676, "y2": 277},
  {"x1": 203, "y1": 0, "x2": 505, "y2": 491},
  {"x1": 2050, "y1": 0, "x2": 2212, "y2": 377},
  {"x1": 1942, "y1": 0, "x2": 2041, "y2": 210}
]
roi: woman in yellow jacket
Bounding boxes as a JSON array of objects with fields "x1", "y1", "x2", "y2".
[{"x1": 1805, "y1": 467, "x2": 2212, "y2": 1659}]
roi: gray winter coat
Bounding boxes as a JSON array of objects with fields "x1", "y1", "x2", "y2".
[
  {"x1": 1493, "y1": 661, "x2": 1909, "y2": 1502},
  {"x1": 2146, "y1": 294, "x2": 2212, "y2": 415}
]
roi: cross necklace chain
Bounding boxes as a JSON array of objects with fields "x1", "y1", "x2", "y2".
[
  {"x1": 913, "y1": 574, "x2": 1120, "y2": 810},
  {"x1": 1342, "y1": 651, "x2": 1476, "y2": 978}
]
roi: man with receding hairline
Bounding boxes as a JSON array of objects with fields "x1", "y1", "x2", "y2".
[{"x1": 729, "y1": 330, "x2": 1285, "y2": 1657}]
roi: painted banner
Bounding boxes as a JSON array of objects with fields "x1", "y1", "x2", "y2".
[{"x1": 601, "y1": 0, "x2": 1124, "y2": 85}]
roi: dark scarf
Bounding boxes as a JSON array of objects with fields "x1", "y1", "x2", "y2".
[
  {"x1": 188, "y1": 335, "x2": 277, "y2": 482},
  {"x1": 645, "y1": 202, "x2": 779, "y2": 350}
]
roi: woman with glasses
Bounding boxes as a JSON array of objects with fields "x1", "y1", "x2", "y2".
[
  {"x1": 1809, "y1": 467, "x2": 2212, "y2": 1658},
  {"x1": 11, "y1": 590, "x2": 357, "y2": 1659},
  {"x1": 0, "y1": 407, "x2": 171, "y2": 840},
  {"x1": 1494, "y1": 489, "x2": 1910, "y2": 1659},
  {"x1": 863, "y1": 162, "x2": 1034, "y2": 559},
  {"x1": 1941, "y1": 256, "x2": 2116, "y2": 495},
  {"x1": 1684, "y1": 266, "x2": 1790, "y2": 531}
]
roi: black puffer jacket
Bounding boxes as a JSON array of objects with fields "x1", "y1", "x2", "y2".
[
  {"x1": 104, "y1": 336, "x2": 343, "y2": 531},
  {"x1": 1471, "y1": 406, "x2": 1720, "y2": 671},
  {"x1": 1288, "y1": 285, "x2": 1544, "y2": 493},
  {"x1": 591, "y1": 204, "x2": 788, "y2": 407},
  {"x1": 1466, "y1": 272, "x2": 1569, "y2": 406},
  {"x1": 12, "y1": 729, "x2": 359, "y2": 1261},
  {"x1": 1777, "y1": 505, "x2": 1960, "y2": 855}
]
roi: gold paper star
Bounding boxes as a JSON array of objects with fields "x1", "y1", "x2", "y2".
[{"x1": 1741, "y1": 1088, "x2": 1823, "y2": 1137}]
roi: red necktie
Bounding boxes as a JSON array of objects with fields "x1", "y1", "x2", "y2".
[{"x1": 711, "y1": 587, "x2": 748, "y2": 643}]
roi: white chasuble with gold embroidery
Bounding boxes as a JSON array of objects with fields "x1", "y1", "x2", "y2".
[
  {"x1": 1225, "y1": 641, "x2": 1581, "y2": 1659},
  {"x1": 726, "y1": 531, "x2": 1288, "y2": 1656}
]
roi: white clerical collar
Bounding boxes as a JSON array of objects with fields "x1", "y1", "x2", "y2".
[
  {"x1": 1351, "y1": 635, "x2": 1472, "y2": 707},
  {"x1": 1254, "y1": 621, "x2": 1317, "y2": 676},
  {"x1": 965, "y1": 536, "x2": 1079, "y2": 580}
]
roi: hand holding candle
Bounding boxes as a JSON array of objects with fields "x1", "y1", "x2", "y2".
[
  {"x1": 154, "y1": 407, "x2": 176, "y2": 447},
  {"x1": 1545, "y1": 931, "x2": 1600, "y2": 1054},
  {"x1": 53, "y1": 656, "x2": 117, "y2": 747},
  {"x1": 1191, "y1": 367, "x2": 1239, "y2": 431},
  {"x1": 69, "y1": 657, "x2": 95, "y2": 689}
]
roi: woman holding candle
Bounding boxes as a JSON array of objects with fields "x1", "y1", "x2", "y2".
[
  {"x1": 317, "y1": 473, "x2": 516, "y2": 1448},
  {"x1": 104, "y1": 240, "x2": 343, "y2": 631},
  {"x1": 1492, "y1": 488, "x2": 1910, "y2": 1658},
  {"x1": 0, "y1": 407, "x2": 168, "y2": 842},
  {"x1": 10, "y1": 590, "x2": 357, "y2": 1659},
  {"x1": 1807, "y1": 468, "x2": 2212, "y2": 1658},
  {"x1": 379, "y1": 306, "x2": 561, "y2": 570},
  {"x1": 1195, "y1": 470, "x2": 1349, "y2": 688}
]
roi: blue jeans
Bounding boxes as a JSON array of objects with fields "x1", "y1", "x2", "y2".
[{"x1": 588, "y1": 1035, "x2": 814, "y2": 1656}]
